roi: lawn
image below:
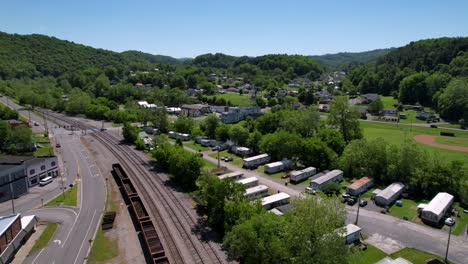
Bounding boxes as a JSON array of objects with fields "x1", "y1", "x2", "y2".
[
  {"x1": 184, "y1": 140, "x2": 210, "y2": 152},
  {"x1": 33, "y1": 143, "x2": 54, "y2": 156},
  {"x1": 206, "y1": 93, "x2": 254, "y2": 106},
  {"x1": 349, "y1": 244, "x2": 387, "y2": 264},
  {"x1": 452, "y1": 203, "x2": 468, "y2": 235},
  {"x1": 31, "y1": 223, "x2": 58, "y2": 252},
  {"x1": 87, "y1": 228, "x2": 119, "y2": 263},
  {"x1": 388, "y1": 198, "x2": 420, "y2": 221},
  {"x1": 254, "y1": 165, "x2": 289, "y2": 179},
  {"x1": 398, "y1": 110, "x2": 430, "y2": 124},
  {"x1": 435, "y1": 136, "x2": 468, "y2": 148},
  {"x1": 390, "y1": 248, "x2": 446, "y2": 263},
  {"x1": 46, "y1": 185, "x2": 78, "y2": 206},
  {"x1": 361, "y1": 122, "x2": 468, "y2": 169},
  {"x1": 208, "y1": 150, "x2": 243, "y2": 167},
  {"x1": 350, "y1": 244, "x2": 446, "y2": 264},
  {"x1": 380, "y1": 96, "x2": 398, "y2": 109}
]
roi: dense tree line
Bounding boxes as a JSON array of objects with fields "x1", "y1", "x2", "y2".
[
  {"x1": 339, "y1": 138, "x2": 466, "y2": 204},
  {"x1": 310, "y1": 48, "x2": 395, "y2": 70}
]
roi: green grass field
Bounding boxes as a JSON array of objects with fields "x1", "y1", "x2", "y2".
[
  {"x1": 33, "y1": 133, "x2": 54, "y2": 156},
  {"x1": 361, "y1": 122, "x2": 468, "y2": 167},
  {"x1": 184, "y1": 140, "x2": 210, "y2": 152},
  {"x1": 388, "y1": 198, "x2": 421, "y2": 220},
  {"x1": 208, "y1": 150, "x2": 243, "y2": 167},
  {"x1": 452, "y1": 203, "x2": 468, "y2": 235},
  {"x1": 206, "y1": 93, "x2": 254, "y2": 106},
  {"x1": 46, "y1": 185, "x2": 78, "y2": 206},
  {"x1": 31, "y1": 223, "x2": 58, "y2": 252},
  {"x1": 435, "y1": 136, "x2": 468, "y2": 148},
  {"x1": 380, "y1": 96, "x2": 397, "y2": 109},
  {"x1": 390, "y1": 248, "x2": 446, "y2": 263},
  {"x1": 349, "y1": 244, "x2": 387, "y2": 264},
  {"x1": 87, "y1": 228, "x2": 119, "y2": 263}
]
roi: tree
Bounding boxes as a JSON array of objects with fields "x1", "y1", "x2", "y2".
[
  {"x1": 174, "y1": 115, "x2": 194, "y2": 134},
  {"x1": 246, "y1": 130, "x2": 262, "y2": 153},
  {"x1": 259, "y1": 131, "x2": 303, "y2": 161},
  {"x1": 368, "y1": 98, "x2": 384, "y2": 114},
  {"x1": 122, "y1": 122, "x2": 139, "y2": 143},
  {"x1": 10, "y1": 125, "x2": 34, "y2": 152},
  {"x1": 201, "y1": 114, "x2": 220, "y2": 138},
  {"x1": 229, "y1": 125, "x2": 249, "y2": 146},
  {"x1": 328, "y1": 96, "x2": 362, "y2": 143},
  {"x1": 283, "y1": 197, "x2": 348, "y2": 264},
  {"x1": 215, "y1": 124, "x2": 231, "y2": 142},
  {"x1": 300, "y1": 137, "x2": 335, "y2": 170},
  {"x1": 398, "y1": 72, "x2": 430, "y2": 105},
  {"x1": 150, "y1": 109, "x2": 170, "y2": 133},
  {"x1": 224, "y1": 212, "x2": 288, "y2": 264},
  {"x1": 322, "y1": 182, "x2": 342, "y2": 196},
  {"x1": 317, "y1": 128, "x2": 346, "y2": 155},
  {"x1": 437, "y1": 78, "x2": 468, "y2": 124}
]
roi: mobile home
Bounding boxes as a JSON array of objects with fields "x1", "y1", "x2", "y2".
[
  {"x1": 374, "y1": 182, "x2": 405, "y2": 206},
  {"x1": 244, "y1": 185, "x2": 269, "y2": 200},
  {"x1": 310, "y1": 170, "x2": 343, "y2": 190},
  {"x1": 236, "y1": 177, "x2": 259, "y2": 188},
  {"x1": 346, "y1": 177, "x2": 373, "y2": 196},
  {"x1": 264, "y1": 160, "x2": 293, "y2": 174},
  {"x1": 242, "y1": 154, "x2": 270, "y2": 169},
  {"x1": 218, "y1": 171, "x2": 243, "y2": 180},
  {"x1": 261, "y1": 192, "x2": 291, "y2": 210},
  {"x1": 421, "y1": 192, "x2": 454, "y2": 224},
  {"x1": 290, "y1": 167, "x2": 317, "y2": 183}
]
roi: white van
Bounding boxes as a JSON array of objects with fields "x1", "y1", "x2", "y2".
[{"x1": 39, "y1": 177, "x2": 53, "y2": 186}]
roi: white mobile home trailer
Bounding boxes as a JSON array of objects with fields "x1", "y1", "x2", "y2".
[
  {"x1": 218, "y1": 171, "x2": 244, "y2": 180},
  {"x1": 290, "y1": 167, "x2": 317, "y2": 183},
  {"x1": 242, "y1": 154, "x2": 270, "y2": 169},
  {"x1": 264, "y1": 160, "x2": 293, "y2": 174},
  {"x1": 261, "y1": 192, "x2": 291, "y2": 210},
  {"x1": 168, "y1": 131, "x2": 177, "y2": 139},
  {"x1": 310, "y1": 170, "x2": 343, "y2": 190},
  {"x1": 179, "y1": 133, "x2": 190, "y2": 141},
  {"x1": 244, "y1": 185, "x2": 269, "y2": 199},
  {"x1": 236, "y1": 177, "x2": 259, "y2": 188},
  {"x1": 374, "y1": 182, "x2": 405, "y2": 206},
  {"x1": 421, "y1": 192, "x2": 454, "y2": 224}
]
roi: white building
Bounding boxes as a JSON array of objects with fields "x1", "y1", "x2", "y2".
[
  {"x1": 261, "y1": 192, "x2": 291, "y2": 210},
  {"x1": 236, "y1": 177, "x2": 258, "y2": 188},
  {"x1": 338, "y1": 224, "x2": 362, "y2": 244},
  {"x1": 421, "y1": 192, "x2": 454, "y2": 224},
  {"x1": 218, "y1": 171, "x2": 243, "y2": 180},
  {"x1": 290, "y1": 167, "x2": 317, "y2": 183},
  {"x1": 244, "y1": 185, "x2": 269, "y2": 200},
  {"x1": 374, "y1": 182, "x2": 405, "y2": 206},
  {"x1": 242, "y1": 154, "x2": 270, "y2": 169},
  {"x1": 264, "y1": 160, "x2": 293, "y2": 174},
  {"x1": 310, "y1": 170, "x2": 343, "y2": 190}
]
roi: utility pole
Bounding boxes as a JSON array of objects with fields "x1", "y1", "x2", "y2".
[
  {"x1": 9, "y1": 175, "x2": 15, "y2": 214},
  {"x1": 354, "y1": 194, "x2": 361, "y2": 225},
  {"x1": 217, "y1": 148, "x2": 220, "y2": 168},
  {"x1": 445, "y1": 225, "x2": 452, "y2": 263}
]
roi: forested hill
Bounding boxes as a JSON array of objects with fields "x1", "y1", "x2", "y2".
[
  {"x1": 346, "y1": 37, "x2": 468, "y2": 123},
  {"x1": 310, "y1": 48, "x2": 395, "y2": 69},
  {"x1": 191, "y1": 53, "x2": 324, "y2": 79},
  {"x1": 0, "y1": 31, "x2": 178, "y2": 79}
]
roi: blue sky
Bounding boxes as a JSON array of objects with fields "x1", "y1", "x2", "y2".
[{"x1": 1, "y1": 0, "x2": 467, "y2": 57}]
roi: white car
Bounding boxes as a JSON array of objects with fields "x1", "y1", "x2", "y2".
[{"x1": 445, "y1": 217, "x2": 455, "y2": 226}]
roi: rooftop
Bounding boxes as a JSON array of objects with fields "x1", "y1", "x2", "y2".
[
  {"x1": 0, "y1": 156, "x2": 36, "y2": 165},
  {"x1": 236, "y1": 177, "x2": 258, "y2": 185},
  {"x1": 376, "y1": 182, "x2": 405, "y2": 200},
  {"x1": 261, "y1": 192, "x2": 290, "y2": 206},
  {"x1": 291, "y1": 167, "x2": 316, "y2": 177},
  {"x1": 181, "y1": 104, "x2": 209, "y2": 110},
  {"x1": 245, "y1": 185, "x2": 269, "y2": 195},
  {"x1": 348, "y1": 177, "x2": 373, "y2": 190},
  {"x1": 0, "y1": 214, "x2": 21, "y2": 237},
  {"x1": 243, "y1": 154, "x2": 269, "y2": 162},
  {"x1": 422, "y1": 192, "x2": 454, "y2": 216},
  {"x1": 218, "y1": 171, "x2": 243, "y2": 180},
  {"x1": 375, "y1": 257, "x2": 412, "y2": 264},
  {"x1": 343, "y1": 224, "x2": 361, "y2": 236},
  {"x1": 311, "y1": 170, "x2": 343, "y2": 185}
]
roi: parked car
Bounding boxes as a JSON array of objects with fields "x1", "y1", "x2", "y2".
[
  {"x1": 347, "y1": 198, "x2": 357, "y2": 205},
  {"x1": 55, "y1": 143, "x2": 61, "y2": 148},
  {"x1": 224, "y1": 157, "x2": 233, "y2": 162},
  {"x1": 211, "y1": 146, "x2": 220, "y2": 151},
  {"x1": 430, "y1": 124, "x2": 438, "y2": 128},
  {"x1": 445, "y1": 217, "x2": 456, "y2": 226},
  {"x1": 33, "y1": 122, "x2": 39, "y2": 126},
  {"x1": 464, "y1": 209, "x2": 468, "y2": 214},
  {"x1": 305, "y1": 187, "x2": 316, "y2": 195},
  {"x1": 281, "y1": 174, "x2": 290, "y2": 179},
  {"x1": 359, "y1": 200, "x2": 368, "y2": 207},
  {"x1": 395, "y1": 200, "x2": 403, "y2": 207}
]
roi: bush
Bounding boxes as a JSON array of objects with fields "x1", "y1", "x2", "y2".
[{"x1": 440, "y1": 131, "x2": 455, "y2": 137}]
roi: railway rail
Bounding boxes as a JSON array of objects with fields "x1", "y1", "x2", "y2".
[{"x1": 40, "y1": 110, "x2": 226, "y2": 264}]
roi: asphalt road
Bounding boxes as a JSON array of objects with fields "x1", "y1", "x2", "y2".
[{"x1": 0, "y1": 97, "x2": 106, "y2": 264}]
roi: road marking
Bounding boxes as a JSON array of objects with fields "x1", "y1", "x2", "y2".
[
  {"x1": 73, "y1": 210, "x2": 97, "y2": 264},
  {"x1": 31, "y1": 248, "x2": 45, "y2": 264},
  {"x1": 33, "y1": 207, "x2": 78, "y2": 217},
  {"x1": 53, "y1": 239, "x2": 62, "y2": 245}
]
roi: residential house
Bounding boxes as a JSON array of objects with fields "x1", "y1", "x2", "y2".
[
  {"x1": 180, "y1": 104, "x2": 211, "y2": 117},
  {"x1": 361, "y1": 93, "x2": 379, "y2": 104}
]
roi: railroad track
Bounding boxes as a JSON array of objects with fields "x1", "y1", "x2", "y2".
[{"x1": 40, "y1": 110, "x2": 225, "y2": 264}]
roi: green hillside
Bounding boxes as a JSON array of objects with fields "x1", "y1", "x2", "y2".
[{"x1": 310, "y1": 48, "x2": 395, "y2": 69}]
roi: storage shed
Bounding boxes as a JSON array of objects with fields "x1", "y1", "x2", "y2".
[
  {"x1": 339, "y1": 224, "x2": 362, "y2": 244},
  {"x1": 261, "y1": 192, "x2": 291, "y2": 210},
  {"x1": 346, "y1": 177, "x2": 373, "y2": 196},
  {"x1": 236, "y1": 177, "x2": 258, "y2": 188},
  {"x1": 264, "y1": 160, "x2": 293, "y2": 174},
  {"x1": 374, "y1": 182, "x2": 405, "y2": 206},
  {"x1": 421, "y1": 192, "x2": 454, "y2": 224},
  {"x1": 310, "y1": 170, "x2": 343, "y2": 190}
]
